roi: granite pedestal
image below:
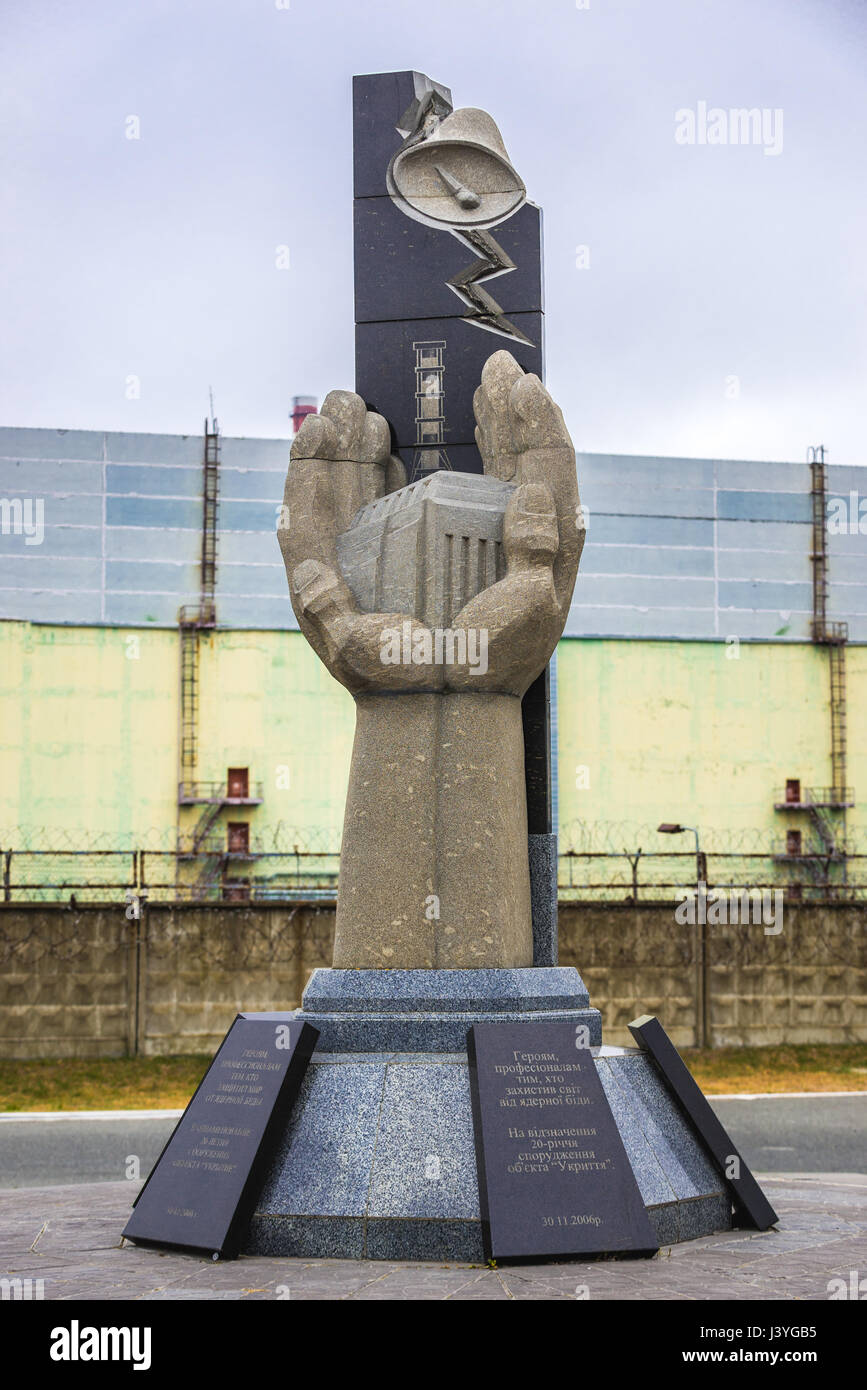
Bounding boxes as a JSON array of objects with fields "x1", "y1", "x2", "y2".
[
  {"x1": 243, "y1": 969, "x2": 732, "y2": 1260},
  {"x1": 297, "y1": 967, "x2": 600, "y2": 1052}
]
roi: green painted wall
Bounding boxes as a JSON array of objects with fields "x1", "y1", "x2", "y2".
[
  {"x1": 556, "y1": 637, "x2": 866, "y2": 851},
  {"x1": 2, "y1": 623, "x2": 178, "y2": 843},
  {"x1": 0, "y1": 622, "x2": 355, "y2": 853},
  {"x1": 1, "y1": 622, "x2": 863, "y2": 869}
]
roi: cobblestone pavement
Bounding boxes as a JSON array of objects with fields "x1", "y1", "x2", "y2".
[{"x1": 1, "y1": 1175, "x2": 865, "y2": 1300}]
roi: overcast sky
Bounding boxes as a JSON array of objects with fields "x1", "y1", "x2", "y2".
[{"x1": 1, "y1": 0, "x2": 865, "y2": 465}]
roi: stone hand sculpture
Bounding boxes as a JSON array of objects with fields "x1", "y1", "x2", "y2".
[{"x1": 278, "y1": 350, "x2": 584, "y2": 969}]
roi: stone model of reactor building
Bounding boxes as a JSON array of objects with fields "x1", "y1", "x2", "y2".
[{"x1": 336, "y1": 471, "x2": 515, "y2": 630}]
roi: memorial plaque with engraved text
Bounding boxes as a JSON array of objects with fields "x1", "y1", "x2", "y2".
[
  {"x1": 123, "y1": 1014, "x2": 318, "y2": 1259},
  {"x1": 629, "y1": 1014, "x2": 778, "y2": 1230},
  {"x1": 468, "y1": 1022, "x2": 658, "y2": 1261}
]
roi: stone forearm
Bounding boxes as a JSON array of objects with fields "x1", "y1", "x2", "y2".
[{"x1": 333, "y1": 691, "x2": 532, "y2": 968}]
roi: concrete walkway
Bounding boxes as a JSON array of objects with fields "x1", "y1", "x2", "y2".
[{"x1": 1, "y1": 1173, "x2": 866, "y2": 1300}]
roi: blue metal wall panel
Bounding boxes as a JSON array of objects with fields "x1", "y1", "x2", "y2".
[
  {"x1": 105, "y1": 464, "x2": 203, "y2": 498},
  {"x1": 105, "y1": 527, "x2": 198, "y2": 560},
  {"x1": 718, "y1": 491, "x2": 812, "y2": 523},
  {"x1": 717, "y1": 580, "x2": 814, "y2": 610},
  {"x1": 104, "y1": 560, "x2": 200, "y2": 593},
  {"x1": 0, "y1": 428, "x2": 105, "y2": 461},
  {"x1": 0, "y1": 556, "x2": 102, "y2": 591},
  {"x1": 1, "y1": 428, "x2": 864, "y2": 639},
  {"x1": 577, "y1": 545, "x2": 715, "y2": 578},
  {"x1": 105, "y1": 496, "x2": 201, "y2": 529}
]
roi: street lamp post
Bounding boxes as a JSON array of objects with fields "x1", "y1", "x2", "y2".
[{"x1": 658, "y1": 822, "x2": 709, "y2": 1049}]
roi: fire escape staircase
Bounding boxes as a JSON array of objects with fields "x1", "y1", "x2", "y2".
[
  {"x1": 773, "y1": 787, "x2": 853, "y2": 886},
  {"x1": 177, "y1": 781, "x2": 264, "y2": 898}
]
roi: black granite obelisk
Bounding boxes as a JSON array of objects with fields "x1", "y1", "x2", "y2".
[{"x1": 352, "y1": 71, "x2": 557, "y2": 964}]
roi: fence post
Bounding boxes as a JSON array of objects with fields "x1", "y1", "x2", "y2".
[
  {"x1": 696, "y1": 850, "x2": 709, "y2": 1048},
  {"x1": 126, "y1": 897, "x2": 137, "y2": 1057},
  {"x1": 135, "y1": 892, "x2": 149, "y2": 1057},
  {"x1": 125, "y1": 854, "x2": 148, "y2": 1058},
  {"x1": 625, "y1": 848, "x2": 642, "y2": 901}
]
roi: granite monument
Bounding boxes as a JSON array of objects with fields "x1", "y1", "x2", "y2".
[
  {"x1": 242, "y1": 75, "x2": 737, "y2": 1261},
  {"x1": 118, "y1": 71, "x2": 776, "y2": 1266}
]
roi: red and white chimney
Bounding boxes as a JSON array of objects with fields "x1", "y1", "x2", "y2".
[{"x1": 291, "y1": 395, "x2": 318, "y2": 436}]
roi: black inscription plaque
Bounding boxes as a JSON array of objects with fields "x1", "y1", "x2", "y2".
[
  {"x1": 628, "y1": 1014, "x2": 778, "y2": 1230},
  {"x1": 123, "y1": 1014, "x2": 318, "y2": 1259},
  {"x1": 468, "y1": 1022, "x2": 659, "y2": 1261}
]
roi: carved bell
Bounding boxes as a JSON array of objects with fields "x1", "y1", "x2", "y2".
[{"x1": 388, "y1": 107, "x2": 526, "y2": 230}]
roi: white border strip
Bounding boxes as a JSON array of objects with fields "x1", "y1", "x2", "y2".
[
  {"x1": 0, "y1": 1109, "x2": 183, "y2": 1122},
  {"x1": 709, "y1": 1090, "x2": 867, "y2": 1101}
]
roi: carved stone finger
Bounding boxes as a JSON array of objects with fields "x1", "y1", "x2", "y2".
[
  {"x1": 384, "y1": 453, "x2": 408, "y2": 495},
  {"x1": 473, "y1": 350, "x2": 524, "y2": 478},
  {"x1": 357, "y1": 410, "x2": 391, "y2": 465},
  {"x1": 278, "y1": 460, "x2": 340, "y2": 574},
  {"x1": 501, "y1": 481, "x2": 559, "y2": 567},
  {"x1": 290, "y1": 412, "x2": 337, "y2": 461},
  {"x1": 509, "y1": 373, "x2": 571, "y2": 454},
  {"x1": 319, "y1": 390, "x2": 370, "y2": 458}
]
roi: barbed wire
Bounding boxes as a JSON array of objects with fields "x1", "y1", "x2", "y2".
[
  {"x1": 1, "y1": 824, "x2": 865, "y2": 909},
  {"x1": 5, "y1": 820, "x2": 866, "y2": 856},
  {"x1": 559, "y1": 819, "x2": 867, "y2": 855},
  {"x1": 0, "y1": 825, "x2": 343, "y2": 854}
]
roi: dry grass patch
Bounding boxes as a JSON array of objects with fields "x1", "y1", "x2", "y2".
[
  {"x1": 1, "y1": 1043, "x2": 866, "y2": 1110},
  {"x1": 683, "y1": 1043, "x2": 867, "y2": 1094},
  {"x1": 0, "y1": 1056, "x2": 210, "y2": 1112}
]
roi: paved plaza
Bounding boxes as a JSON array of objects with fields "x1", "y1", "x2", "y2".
[{"x1": 1, "y1": 1173, "x2": 865, "y2": 1300}]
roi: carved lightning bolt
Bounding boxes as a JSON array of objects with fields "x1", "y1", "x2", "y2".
[{"x1": 446, "y1": 226, "x2": 533, "y2": 346}]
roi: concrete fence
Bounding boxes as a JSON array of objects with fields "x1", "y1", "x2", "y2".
[{"x1": 0, "y1": 901, "x2": 865, "y2": 1058}]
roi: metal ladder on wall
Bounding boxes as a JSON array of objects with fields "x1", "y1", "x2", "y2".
[
  {"x1": 200, "y1": 420, "x2": 219, "y2": 625},
  {"x1": 805, "y1": 447, "x2": 852, "y2": 892},
  {"x1": 176, "y1": 416, "x2": 221, "y2": 892},
  {"x1": 178, "y1": 621, "x2": 200, "y2": 802}
]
